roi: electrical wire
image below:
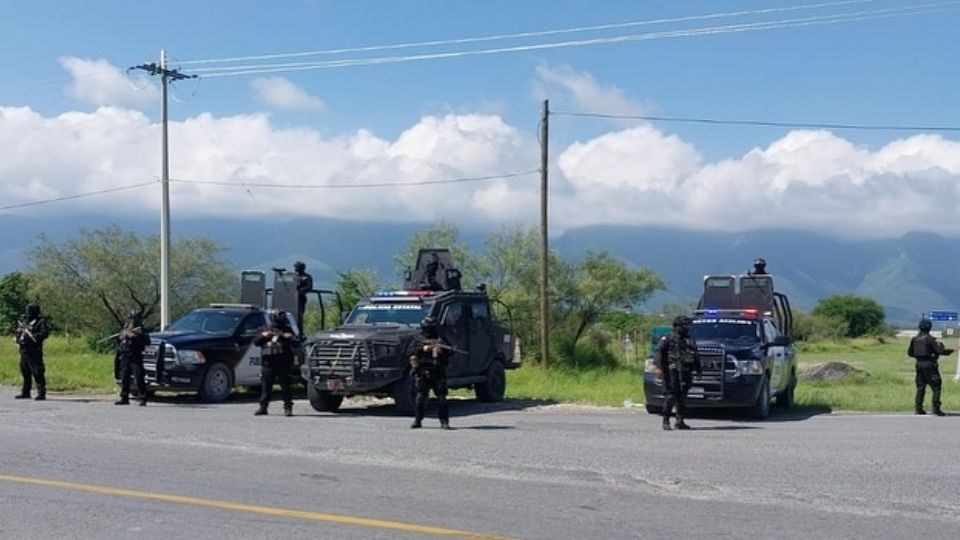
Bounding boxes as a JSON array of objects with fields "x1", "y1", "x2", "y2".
[
  {"x1": 169, "y1": 169, "x2": 539, "y2": 189},
  {"x1": 179, "y1": 0, "x2": 876, "y2": 67},
  {"x1": 551, "y1": 111, "x2": 960, "y2": 132},
  {"x1": 0, "y1": 181, "x2": 156, "y2": 211},
  {"x1": 197, "y1": 2, "x2": 959, "y2": 78}
]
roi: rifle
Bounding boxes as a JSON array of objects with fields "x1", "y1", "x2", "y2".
[
  {"x1": 98, "y1": 332, "x2": 122, "y2": 344},
  {"x1": 423, "y1": 339, "x2": 468, "y2": 356},
  {"x1": 16, "y1": 321, "x2": 36, "y2": 343}
]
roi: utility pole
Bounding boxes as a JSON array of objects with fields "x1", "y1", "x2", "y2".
[
  {"x1": 130, "y1": 51, "x2": 195, "y2": 330},
  {"x1": 539, "y1": 99, "x2": 550, "y2": 368}
]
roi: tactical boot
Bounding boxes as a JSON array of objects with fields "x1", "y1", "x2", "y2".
[
  {"x1": 284, "y1": 406, "x2": 293, "y2": 417},
  {"x1": 440, "y1": 421, "x2": 451, "y2": 430},
  {"x1": 675, "y1": 420, "x2": 692, "y2": 430},
  {"x1": 14, "y1": 393, "x2": 30, "y2": 400},
  {"x1": 915, "y1": 409, "x2": 927, "y2": 415},
  {"x1": 138, "y1": 399, "x2": 147, "y2": 407},
  {"x1": 35, "y1": 393, "x2": 46, "y2": 401},
  {"x1": 114, "y1": 398, "x2": 130, "y2": 405},
  {"x1": 254, "y1": 406, "x2": 268, "y2": 416},
  {"x1": 410, "y1": 421, "x2": 422, "y2": 429},
  {"x1": 662, "y1": 417, "x2": 672, "y2": 431},
  {"x1": 933, "y1": 409, "x2": 946, "y2": 417}
]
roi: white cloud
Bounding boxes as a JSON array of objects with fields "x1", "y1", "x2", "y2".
[
  {"x1": 250, "y1": 77, "x2": 326, "y2": 113},
  {"x1": 533, "y1": 63, "x2": 651, "y2": 118},
  {"x1": 60, "y1": 57, "x2": 158, "y2": 108},
  {"x1": 3, "y1": 66, "x2": 960, "y2": 239}
]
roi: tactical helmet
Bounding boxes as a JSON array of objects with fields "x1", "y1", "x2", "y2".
[
  {"x1": 673, "y1": 315, "x2": 693, "y2": 328},
  {"x1": 294, "y1": 261, "x2": 306, "y2": 272},
  {"x1": 270, "y1": 310, "x2": 286, "y2": 325},
  {"x1": 420, "y1": 316, "x2": 439, "y2": 336},
  {"x1": 918, "y1": 319, "x2": 933, "y2": 332},
  {"x1": 128, "y1": 309, "x2": 143, "y2": 322},
  {"x1": 26, "y1": 304, "x2": 40, "y2": 317}
]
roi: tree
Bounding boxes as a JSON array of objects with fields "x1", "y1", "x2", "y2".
[
  {"x1": 335, "y1": 268, "x2": 381, "y2": 313},
  {"x1": 0, "y1": 272, "x2": 31, "y2": 333},
  {"x1": 554, "y1": 250, "x2": 664, "y2": 350},
  {"x1": 26, "y1": 225, "x2": 236, "y2": 335},
  {"x1": 811, "y1": 294, "x2": 885, "y2": 338}
]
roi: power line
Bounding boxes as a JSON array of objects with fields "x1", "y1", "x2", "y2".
[
  {"x1": 179, "y1": 0, "x2": 876, "y2": 67},
  {"x1": 551, "y1": 111, "x2": 960, "y2": 133},
  {"x1": 0, "y1": 181, "x2": 156, "y2": 211},
  {"x1": 169, "y1": 169, "x2": 540, "y2": 189},
  {"x1": 197, "y1": 2, "x2": 958, "y2": 78}
]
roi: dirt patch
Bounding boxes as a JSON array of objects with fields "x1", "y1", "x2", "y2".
[{"x1": 799, "y1": 362, "x2": 870, "y2": 382}]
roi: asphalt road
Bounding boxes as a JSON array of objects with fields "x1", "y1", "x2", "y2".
[{"x1": 1, "y1": 388, "x2": 958, "y2": 539}]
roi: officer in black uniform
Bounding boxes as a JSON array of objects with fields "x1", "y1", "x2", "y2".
[
  {"x1": 749, "y1": 257, "x2": 768, "y2": 275},
  {"x1": 657, "y1": 315, "x2": 702, "y2": 430},
  {"x1": 409, "y1": 316, "x2": 451, "y2": 429},
  {"x1": 908, "y1": 319, "x2": 952, "y2": 416},
  {"x1": 254, "y1": 311, "x2": 298, "y2": 417},
  {"x1": 294, "y1": 261, "x2": 313, "y2": 335},
  {"x1": 14, "y1": 303, "x2": 50, "y2": 400},
  {"x1": 115, "y1": 309, "x2": 150, "y2": 406}
]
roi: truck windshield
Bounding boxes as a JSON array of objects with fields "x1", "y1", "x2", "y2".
[
  {"x1": 690, "y1": 318, "x2": 761, "y2": 343},
  {"x1": 346, "y1": 303, "x2": 432, "y2": 325},
  {"x1": 167, "y1": 310, "x2": 244, "y2": 336}
]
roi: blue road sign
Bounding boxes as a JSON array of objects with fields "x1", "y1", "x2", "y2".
[{"x1": 928, "y1": 310, "x2": 959, "y2": 322}]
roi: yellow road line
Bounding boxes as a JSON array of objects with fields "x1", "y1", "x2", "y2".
[{"x1": 0, "y1": 473, "x2": 508, "y2": 539}]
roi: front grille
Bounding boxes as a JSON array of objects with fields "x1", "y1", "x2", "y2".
[
  {"x1": 694, "y1": 346, "x2": 726, "y2": 399},
  {"x1": 309, "y1": 341, "x2": 371, "y2": 376},
  {"x1": 143, "y1": 343, "x2": 175, "y2": 383}
]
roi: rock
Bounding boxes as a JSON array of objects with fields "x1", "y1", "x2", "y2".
[{"x1": 799, "y1": 361, "x2": 870, "y2": 382}]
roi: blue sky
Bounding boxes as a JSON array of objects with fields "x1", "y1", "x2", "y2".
[{"x1": 1, "y1": 0, "x2": 959, "y2": 237}]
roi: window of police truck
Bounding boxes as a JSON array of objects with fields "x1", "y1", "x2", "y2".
[
  {"x1": 346, "y1": 303, "x2": 432, "y2": 325},
  {"x1": 167, "y1": 310, "x2": 244, "y2": 336},
  {"x1": 690, "y1": 318, "x2": 761, "y2": 343}
]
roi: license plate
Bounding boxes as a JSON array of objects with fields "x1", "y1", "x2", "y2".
[{"x1": 326, "y1": 379, "x2": 343, "y2": 391}]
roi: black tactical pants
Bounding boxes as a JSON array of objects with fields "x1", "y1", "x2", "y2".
[
  {"x1": 662, "y1": 368, "x2": 693, "y2": 421},
  {"x1": 118, "y1": 355, "x2": 147, "y2": 402},
  {"x1": 414, "y1": 364, "x2": 449, "y2": 425},
  {"x1": 19, "y1": 348, "x2": 46, "y2": 397},
  {"x1": 260, "y1": 359, "x2": 293, "y2": 410},
  {"x1": 915, "y1": 360, "x2": 942, "y2": 412}
]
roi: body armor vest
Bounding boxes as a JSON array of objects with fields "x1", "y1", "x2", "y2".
[{"x1": 667, "y1": 334, "x2": 697, "y2": 370}]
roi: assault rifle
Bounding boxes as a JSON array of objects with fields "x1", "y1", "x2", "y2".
[
  {"x1": 16, "y1": 321, "x2": 36, "y2": 343},
  {"x1": 423, "y1": 339, "x2": 468, "y2": 356}
]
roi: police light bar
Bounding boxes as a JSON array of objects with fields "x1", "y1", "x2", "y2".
[{"x1": 373, "y1": 290, "x2": 435, "y2": 297}]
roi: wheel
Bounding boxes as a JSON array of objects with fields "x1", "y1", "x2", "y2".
[
  {"x1": 391, "y1": 373, "x2": 416, "y2": 416},
  {"x1": 200, "y1": 362, "x2": 233, "y2": 402},
  {"x1": 775, "y1": 372, "x2": 796, "y2": 409},
  {"x1": 474, "y1": 360, "x2": 506, "y2": 403},
  {"x1": 307, "y1": 380, "x2": 344, "y2": 412},
  {"x1": 645, "y1": 404, "x2": 662, "y2": 415},
  {"x1": 750, "y1": 375, "x2": 771, "y2": 419}
]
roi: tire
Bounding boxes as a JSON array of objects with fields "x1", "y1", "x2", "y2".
[
  {"x1": 307, "y1": 380, "x2": 344, "y2": 412},
  {"x1": 775, "y1": 372, "x2": 796, "y2": 409},
  {"x1": 200, "y1": 362, "x2": 233, "y2": 402},
  {"x1": 750, "y1": 375, "x2": 771, "y2": 419},
  {"x1": 645, "y1": 404, "x2": 662, "y2": 415},
  {"x1": 474, "y1": 360, "x2": 506, "y2": 403},
  {"x1": 391, "y1": 373, "x2": 416, "y2": 416}
]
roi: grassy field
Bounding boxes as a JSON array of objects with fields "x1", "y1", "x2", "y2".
[{"x1": 3, "y1": 335, "x2": 959, "y2": 411}]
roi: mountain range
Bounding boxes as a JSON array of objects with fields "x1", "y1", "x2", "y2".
[{"x1": 1, "y1": 214, "x2": 956, "y2": 325}]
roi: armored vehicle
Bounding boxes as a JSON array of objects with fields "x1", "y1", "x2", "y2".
[
  {"x1": 644, "y1": 268, "x2": 797, "y2": 419},
  {"x1": 301, "y1": 249, "x2": 519, "y2": 414},
  {"x1": 142, "y1": 268, "x2": 340, "y2": 401}
]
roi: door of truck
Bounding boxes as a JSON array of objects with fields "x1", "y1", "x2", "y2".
[{"x1": 439, "y1": 302, "x2": 469, "y2": 376}]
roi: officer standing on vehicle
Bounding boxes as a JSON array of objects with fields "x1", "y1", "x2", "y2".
[
  {"x1": 254, "y1": 311, "x2": 298, "y2": 417},
  {"x1": 294, "y1": 261, "x2": 313, "y2": 335},
  {"x1": 657, "y1": 315, "x2": 702, "y2": 430},
  {"x1": 409, "y1": 316, "x2": 451, "y2": 429},
  {"x1": 908, "y1": 319, "x2": 952, "y2": 416},
  {"x1": 115, "y1": 309, "x2": 150, "y2": 406},
  {"x1": 749, "y1": 257, "x2": 768, "y2": 275},
  {"x1": 14, "y1": 303, "x2": 50, "y2": 400}
]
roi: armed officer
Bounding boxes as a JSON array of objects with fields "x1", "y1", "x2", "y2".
[
  {"x1": 14, "y1": 303, "x2": 50, "y2": 400},
  {"x1": 908, "y1": 319, "x2": 952, "y2": 416},
  {"x1": 409, "y1": 316, "x2": 451, "y2": 429},
  {"x1": 294, "y1": 261, "x2": 313, "y2": 335},
  {"x1": 254, "y1": 310, "x2": 298, "y2": 417},
  {"x1": 115, "y1": 309, "x2": 150, "y2": 406},
  {"x1": 656, "y1": 315, "x2": 702, "y2": 430}
]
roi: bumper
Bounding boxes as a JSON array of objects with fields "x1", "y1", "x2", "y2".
[
  {"x1": 643, "y1": 374, "x2": 764, "y2": 408},
  {"x1": 302, "y1": 366, "x2": 402, "y2": 395},
  {"x1": 145, "y1": 363, "x2": 204, "y2": 390}
]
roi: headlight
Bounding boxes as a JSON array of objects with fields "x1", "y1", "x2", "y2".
[
  {"x1": 177, "y1": 350, "x2": 206, "y2": 365},
  {"x1": 737, "y1": 359, "x2": 763, "y2": 376}
]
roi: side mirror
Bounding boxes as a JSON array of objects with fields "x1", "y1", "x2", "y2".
[{"x1": 768, "y1": 335, "x2": 791, "y2": 347}]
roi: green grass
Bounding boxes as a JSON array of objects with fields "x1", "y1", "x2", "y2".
[
  {"x1": 4, "y1": 335, "x2": 959, "y2": 411},
  {"x1": 0, "y1": 336, "x2": 115, "y2": 394}
]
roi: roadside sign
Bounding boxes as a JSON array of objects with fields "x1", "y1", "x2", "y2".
[{"x1": 927, "y1": 310, "x2": 958, "y2": 322}]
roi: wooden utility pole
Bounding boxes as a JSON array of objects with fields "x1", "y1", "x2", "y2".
[{"x1": 539, "y1": 99, "x2": 550, "y2": 368}]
